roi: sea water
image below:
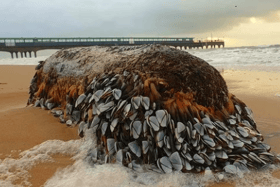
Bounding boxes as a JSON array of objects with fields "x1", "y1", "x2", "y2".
[
  {"x1": 0, "y1": 50, "x2": 58, "y2": 65},
  {"x1": 187, "y1": 45, "x2": 280, "y2": 72},
  {"x1": 1, "y1": 45, "x2": 280, "y2": 70},
  {"x1": 1, "y1": 46, "x2": 280, "y2": 187}
]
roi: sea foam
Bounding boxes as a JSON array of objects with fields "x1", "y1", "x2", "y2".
[
  {"x1": 1, "y1": 128, "x2": 280, "y2": 187},
  {"x1": 187, "y1": 46, "x2": 280, "y2": 71}
]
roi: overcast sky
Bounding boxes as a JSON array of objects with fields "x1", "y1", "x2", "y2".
[{"x1": 1, "y1": 0, "x2": 280, "y2": 46}]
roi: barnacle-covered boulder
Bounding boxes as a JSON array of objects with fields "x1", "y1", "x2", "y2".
[{"x1": 28, "y1": 45, "x2": 278, "y2": 174}]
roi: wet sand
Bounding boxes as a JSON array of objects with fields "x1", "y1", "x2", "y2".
[
  {"x1": 0, "y1": 66, "x2": 78, "y2": 186},
  {"x1": 0, "y1": 66, "x2": 280, "y2": 186}
]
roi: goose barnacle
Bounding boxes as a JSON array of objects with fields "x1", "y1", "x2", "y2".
[
  {"x1": 169, "y1": 152, "x2": 183, "y2": 171},
  {"x1": 156, "y1": 110, "x2": 168, "y2": 127},
  {"x1": 147, "y1": 116, "x2": 160, "y2": 131},
  {"x1": 155, "y1": 130, "x2": 165, "y2": 148},
  {"x1": 131, "y1": 96, "x2": 141, "y2": 110},
  {"x1": 93, "y1": 90, "x2": 104, "y2": 102},
  {"x1": 128, "y1": 141, "x2": 141, "y2": 157},
  {"x1": 142, "y1": 141, "x2": 149, "y2": 154},
  {"x1": 193, "y1": 154, "x2": 205, "y2": 164},
  {"x1": 75, "y1": 93, "x2": 86, "y2": 107},
  {"x1": 110, "y1": 118, "x2": 119, "y2": 132},
  {"x1": 132, "y1": 121, "x2": 142, "y2": 139},
  {"x1": 141, "y1": 96, "x2": 150, "y2": 110},
  {"x1": 107, "y1": 138, "x2": 116, "y2": 155},
  {"x1": 101, "y1": 122, "x2": 108, "y2": 135},
  {"x1": 116, "y1": 149, "x2": 123, "y2": 163},
  {"x1": 157, "y1": 157, "x2": 173, "y2": 173},
  {"x1": 78, "y1": 121, "x2": 86, "y2": 137}
]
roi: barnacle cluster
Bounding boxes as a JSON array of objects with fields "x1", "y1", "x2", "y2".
[{"x1": 28, "y1": 45, "x2": 278, "y2": 174}]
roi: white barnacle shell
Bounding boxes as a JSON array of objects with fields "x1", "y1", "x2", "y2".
[
  {"x1": 156, "y1": 110, "x2": 168, "y2": 127},
  {"x1": 101, "y1": 122, "x2": 108, "y2": 135},
  {"x1": 147, "y1": 116, "x2": 160, "y2": 131},
  {"x1": 116, "y1": 149, "x2": 123, "y2": 163},
  {"x1": 128, "y1": 141, "x2": 141, "y2": 157},
  {"x1": 142, "y1": 141, "x2": 149, "y2": 154},
  {"x1": 169, "y1": 152, "x2": 183, "y2": 171},
  {"x1": 155, "y1": 130, "x2": 165, "y2": 148},
  {"x1": 193, "y1": 154, "x2": 205, "y2": 164},
  {"x1": 112, "y1": 89, "x2": 122, "y2": 100},
  {"x1": 93, "y1": 90, "x2": 104, "y2": 102},
  {"x1": 110, "y1": 118, "x2": 119, "y2": 132},
  {"x1": 177, "y1": 122, "x2": 185, "y2": 134},
  {"x1": 158, "y1": 157, "x2": 173, "y2": 173},
  {"x1": 194, "y1": 122, "x2": 204, "y2": 136},
  {"x1": 202, "y1": 135, "x2": 216, "y2": 147},
  {"x1": 131, "y1": 96, "x2": 141, "y2": 109},
  {"x1": 75, "y1": 93, "x2": 86, "y2": 107},
  {"x1": 123, "y1": 103, "x2": 131, "y2": 118},
  {"x1": 141, "y1": 96, "x2": 150, "y2": 110},
  {"x1": 107, "y1": 138, "x2": 116, "y2": 155},
  {"x1": 132, "y1": 121, "x2": 142, "y2": 139}
]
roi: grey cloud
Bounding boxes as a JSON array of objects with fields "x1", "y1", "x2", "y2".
[{"x1": 0, "y1": 0, "x2": 280, "y2": 37}]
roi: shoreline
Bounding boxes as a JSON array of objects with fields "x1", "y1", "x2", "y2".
[{"x1": 1, "y1": 65, "x2": 280, "y2": 186}]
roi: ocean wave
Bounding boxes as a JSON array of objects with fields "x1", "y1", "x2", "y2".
[{"x1": 0, "y1": 46, "x2": 280, "y2": 71}]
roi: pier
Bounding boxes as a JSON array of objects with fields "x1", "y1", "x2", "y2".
[{"x1": 0, "y1": 37, "x2": 224, "y2": 58}]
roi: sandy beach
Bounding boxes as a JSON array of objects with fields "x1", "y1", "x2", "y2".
[
  {"x1": 1, "y1": 65, "x2": 280, "y2": 187},
  {"x1": 0, "y1": 66, "x2": 79, "y2": 187}
]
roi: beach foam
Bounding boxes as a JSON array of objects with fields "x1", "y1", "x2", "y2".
[
  {"x1": 0, "y1": 138, "x2": 82, "y2": 186},
  {"x1": 42, "y1": 133, "x2": 280, "y2": 187},
  {"x1": 0, "y1": 50, "x2": 58, "y2": 65},
  {"x1": 1, "y1": 128, "x2": 280, "y2": 187},
  {"x1": 0, "y1": 56, "x2": 48, "y2": 65}
]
